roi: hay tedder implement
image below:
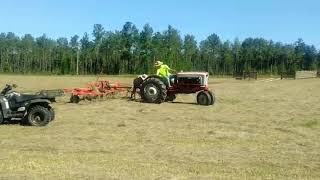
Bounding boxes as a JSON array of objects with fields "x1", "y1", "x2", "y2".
[
  {"x1": 62, "y1": 72, "x2": 216, "y2": 105},
  {"x1": 63, "y1": 80, "x2": 132, "y2": 103},
  {"x1": 39, "y1": 71, "x2": 216, "y2": 106}
]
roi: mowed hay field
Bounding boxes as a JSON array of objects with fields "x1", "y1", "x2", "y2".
[{"x1": 0, "y1": 75, "x2": 319, "y2": 179}]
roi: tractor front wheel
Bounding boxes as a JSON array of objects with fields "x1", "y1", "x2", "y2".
[
  {"x1": 197, "y1": 91, "x2": 212, "y2": 106},
  {"x1": 208, "y1": 91, "x2": 215, "y2": 105}
]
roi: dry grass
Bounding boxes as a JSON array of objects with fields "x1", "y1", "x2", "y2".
[{"x1": 0, "y1": 75, "x2": 319, "y2": 179}]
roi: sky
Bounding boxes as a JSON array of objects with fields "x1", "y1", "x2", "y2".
[{"x1": 1, "y1": 0, "x2": 320, "y2": 47}]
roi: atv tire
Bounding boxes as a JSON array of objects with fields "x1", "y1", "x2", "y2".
[
  {"x1": 0, "y1": 112, "x2": 4, "y2": 124},
  {"x1": 27, "y1": 106, "x2": 51, "y2": 126},
  {"x1": 197, "y1": 91, "x2": 212, "y2": 106},
  {"x1": 141, "y1": 78, "x2": 167, "y2": 104},
  {"x1": 49, "y1": 108, "x2": 55, "y2": 121}
]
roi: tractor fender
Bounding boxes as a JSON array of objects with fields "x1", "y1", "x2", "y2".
[
  {"x1": 144, "y1": 75, "x2": 163, "y2": 81},
  {"x1": 144, "y1": 75, "x2": 168, "y2": 87}
]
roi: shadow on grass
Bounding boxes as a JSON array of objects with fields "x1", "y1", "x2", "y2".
[
  {"x1": 172, "y1": 101, "x2": 198, "y2": 105},
  {"x1": 122, "y1": 96, "x2": 202, "y2": 106},
  {"x1": 1, "y1": 120, "x2": 25, "y2": 126}
]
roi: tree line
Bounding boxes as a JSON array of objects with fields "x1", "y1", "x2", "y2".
[{"x1": 0, "y1": 22, "x2": 319, "y2": 75}]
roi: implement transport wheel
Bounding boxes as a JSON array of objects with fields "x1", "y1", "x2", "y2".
[
  {"x1": 141, "y1": 78, "x2": 167, "y2": 104},
  {"x1": 166, "y1": 94, "x2": 176, "y2": 102},
  {"x1": 197, "y1": 91, "x2": 212, "y2": 106},
  {"x1": 27, "y1": 106, "x2": 51, "y2": 126},
  {"x1": 70, "y1": 95, "x2": 80, "y2": 103}
]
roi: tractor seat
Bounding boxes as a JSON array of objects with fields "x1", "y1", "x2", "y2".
[{"x1": 14, "y1": 94, "x2": 43, "y2": 103}]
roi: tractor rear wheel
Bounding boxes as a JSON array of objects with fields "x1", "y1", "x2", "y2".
[
  {"x1": 197, "y1": 91, "x2": 212, "y2": 106},
  {"x1": 141, "y1": 78, "x2": 167, "y2": 104}
]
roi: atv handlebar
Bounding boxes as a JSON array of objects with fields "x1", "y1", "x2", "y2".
[{"x1": 1, "y1": 84, "x2": 17, "y2": 95}]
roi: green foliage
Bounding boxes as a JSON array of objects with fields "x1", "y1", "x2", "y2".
[
  {"x1": 317, "y1": 52, "x2": 320, "y2": 69},
  {"x1": 200, "y1": 34, "x2": 221, "y2": 74},
  {"x1": 139, "y1": 24, "x2": 154, "y2": 74},
  {"x1": 183, "y1": 34, "x2": 198, "y2": 71},
  {"x1": 3, "y1": 62, "x2": 11, "y2": 72},
  {"x1": 0, "y1": 23, "x2": 318, "y2": 75}
]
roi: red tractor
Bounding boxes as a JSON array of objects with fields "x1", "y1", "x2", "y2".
[{"x1": 139, "y1": 72, "x2": 215, "y2": 106}]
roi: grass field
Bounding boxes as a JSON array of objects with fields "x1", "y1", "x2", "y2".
[{"x1": 0, "y1": 75, "x2": 319, "y2": 179}]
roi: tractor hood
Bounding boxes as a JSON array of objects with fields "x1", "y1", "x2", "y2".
[{"x1": 177, "y1": 72, "x2": 209, "y2": 77}]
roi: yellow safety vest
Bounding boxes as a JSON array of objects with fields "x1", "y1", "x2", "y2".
[{"x1": 157, "y1": 65, "x2": 171, "y2": 78}]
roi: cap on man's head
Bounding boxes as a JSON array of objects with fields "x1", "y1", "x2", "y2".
[{"x1": 154, "y1": 61, "x2": 163, "y2": 67}]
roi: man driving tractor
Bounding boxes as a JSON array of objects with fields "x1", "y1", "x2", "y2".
[
  {"x1": 130, "y1": 61, "x2": 175, "y2": 100},
  {"x1": 154, "y1": 61, "x2": 176, "y2": 86}
]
